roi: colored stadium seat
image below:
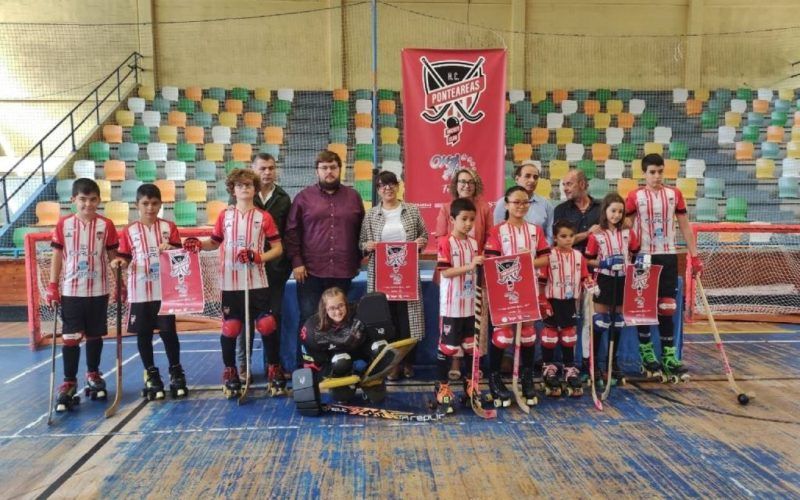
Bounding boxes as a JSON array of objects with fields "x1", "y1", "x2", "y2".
[
  {"x1": 333, "y1": 88, "x2": 349, "y2": 101},
  {"x1": 561, "y1": 100, "x2": 578, "y2": 115},
  {"x1": 603, "y1": 160, "x2": 624, "y2": 180},
  {"x1": 531, "y1": 128, "x2": 549, "y2": 146},
  {"x1": 616, "y1": 178, "x2": 638, "y2": 198},
  {"x1": 173, "y1": 201, "x2": 198, "y2": 227},
  {"x1": 34, "y1": 201, "x2": 60, "y2": 226},
  {"x1": 605, "y1": 127, "x2": 623, "y2": 145},
  {"x1": 565, "y1": 143, "x2": 585, "y2": 162},
  {"x1": 158, "y1": 125, "x2": 178, "y2": 144},
  {"x1": 675, "y1": 178, "x2": 697, "y2": 199},
  {"x1": 672, "y1": 88, "x2": 688, "y2": 104},
  {"x1": 640, "y1": 111, "x2": 657, "y2": 129},
  {"x1": 142, "y1": 111, "x2": 161, "y2": 128},
  {"x1": 225, "y1": 99, "x2": 243, "y2": 115},
  {"x1": 379, "y1": 114, "x2": 397, "y2": 127},
  {"x1": 128, "y1": 97, "x2": 145, "y2": 113},
  {"x1": 588, "y1": 178, "x2": 610, "y2": 199},
  {"x1": 238, "y1": 127, "x2": 258, "y2": 145},
  {"x1": 121, "y1": 180, "x2": 142, "y2": 202},
  {"x1": 152, "y1": 98, "x2": 170, "y2": 113},
  {"x1": 530, "y1": 88, "x2": 547, "y2": 104},
  {"x1": 115, "y1": 110, "x2": 134, "y2": 127},
  {"x1": 244, "y1": 112, "x2": 262, "y2": 129},
  {"x1": 73, "y1": 160, "x2": 96, "y2": 179},
  {"x1": 787, "y1": 141, "x2": 800, "y2": 159},
  {"x1": 617, "y1": 143, "x2": 636, "y2": 162},
  {"x1": 96, "y1": 179, "x2": 112, "y2": 202},
  {"x1": 591, "y1": 143, "x2": 611, "y2": 162},
  {"x1": 556, "y1": 128, "x2": 574, "y2": 145},
  {"x1": 204, "y1": 143, "x2": 225, "y2": 162},
  {"x1": 539, "y1": 144, "x2": 558, "y2": 162},
  {"x1": 327, "y1": 143, "x2": 347, "y2": 171},
  {"x1": 134, "y1": 160, "x2": 157, "y2": 182},
  {"x1": 168, "y1": 111, "x2": 187, "y2": 128},
  {"x1": 104, "y1": 160, "x2": 126, "y2": 181},
  {"x1": 730, "y1": 99, "x2": 747, "y2": 114},
  {"x1": 260, "y1": 144, "x2": 280, "y2": 161},
  {"x1": 249, "y1": 100, "x2": 268, "y2": 114},
  {"x1": 752, "y1": 99, "x2": 769, "y2": 114},
  {"x1": 628, "y1": 99, "x2": 645, "y2": 115},
  {"x1": 735, "y1": 141, "x2": 754, "y2": 161},
  {"x1": 663, "y1": 159, "x2": 680, "y2": 179},
  {"x1": 549, "y1": 160, "x2": 569, "y2": 181},
  {"x1": 569, "y1": 113, "x2": 587, "y2": 129},
  {"x1": 265, "y1": 127, "x2": 284, "y2": 145},
  {"x1": 138, "y1": 85, "x2": 155, "y2": 101},
  {"x1": 164, "y1": 161, "x2": 186, "y2": 181},
  {"x1": 580, "y1": 128, "x2": 599, "y2": 146},
  {"x1": 584, "y1": 100, "x2": 600, "y2": 116},
  {"x1": 255, "y1": 88, "x2": 271, "y2": 102},
  {"x1": 535, "y1": 178, "x2": 552, "y2": 199},
  {"x1": 760, "y1": 142, "x2": 780, "y2": 160},
  {"x1": 725, "y1": 197, "x2": 748, "y2": 222},
  {"x1": 379, "y1": 100, "x2": 396, "y2": 115},
  {"x1": 724, "y1": 112, "x2": 741, "y2": 127},
  {"x1": 617, "y1": 113, "x2": 635, "y2": 129},
  {"x1": 194, "y1": 160, "x2": 217, "y2": 182},
  {"x1": 184, "y1": 180, "x2": 208, "y2": 202},
  {"x1": 513, "y1": 143, "x2": 532, "y2": 163},
  {"x1": 177, "y1": 98, "x2": 195, "y2": 115},
  {"x1": 161, "y1": 86, "x2": 179, "y2": 101},
  {"x1": 718, "y1": 126, "x2": 736, "y2": 145},
  {"x1": 154, "y1": 180, "x2": 176, "y2": 202},
  {"x1": 653, "y1": 126, "x2": 672, "y2": 144},
  {"x1": 606, "y1": 100, "x2": 623, "y2": 115},
  {"x1": 669, "y1": 141, "x2": 688, "y2": 161},
  {"x1": 273, "y1": 100, "x2": 291, "y2": 113},
  {"x1": 147, "y1": 142, "x2": 168, "y2": 162},
  {"x1": 630, "y1": 126, "x2": 648, "y2": 145},
  {"x1": 185, "y1": 86, "x2": 203, "y2": 102},
  {"x1": 202, "y1": 99, "x2": 219, "y2": 114},
  {"x1": 232, "y1": 143, "x2": 253, "y2": 162},
  {"x1": 695, "y1": 198, "x2": 719, "y2": 222},
  {"x1": 355, "y1": 113, "x2": 371, "y2": 128},
  {"x1": 755, "y1": 158, "x2": 776, "y2": 179},
  {"x1": 766, "y1": 126, "x2": 785, "y2": 143},
  {"x1": 685, "y1": 100, "x2": 702, "y2": 116},
  {"x1": 355, "y1": 127, "x2": 374, "y2": 144},
  {"x1": 89, "y1": 142, "x2": 110, "y2": 162},
  {"x1": 354, "y1": 161, "x2": 373, "y2": 181},
  {"x1": 782, "y1": 158, "x2": 800, "y2": 177},
  {"x1": 552, "y1": 89, "x2": 568, "y2": 105},
  {"x1": 278, "y1": 89, "x2": 295, "y2": 102},
  {"x1": 577, "y1": 159, "x2": 597, "y2": 180},
  {"x1": 643, "y1": 142, "x2": 663, "y2": 156},
  {"x1": 185, "y1": 126, "x2": 205, "y2": 145},
  {"x1": 218, "y1": 112, "x2": 237, "y2": 128},
  {"x1": 56, "y1": 179, "x2": 73, "y2": 202},
  {"x1": 546, "y1": 113, "x2": 564, "y2": 129},
  {"x1": 231, "y1": 87, "x2": 250, "y2": 102},
  {"x1": 381, "y1": 127, "x2": 400, "y2": 144},
  {"x1": 104, "y1": 201, "x2": 129, "y2": 226},
  {"x1": 685, "y1": 159, "x2": 706, "y2": 178},
  {"x1": 176, "y1": 143, "x2": 196, "y2": 162},
  {"x1": 703, "y1": 178, "x2": 725, "y2": 198},
  {"x1": 778, "y1": 177, "x2": 799, "y2": 198},
  {"x1": 118, "y1": 142, "x2": 140, "y2": 162},
  {"x1": 212, "y1": 126, "x2": 232, "y2": 144},
  {"x1": 193, "y1": 112, "x2": 213, "y2": 128},
  {"x1": 205, "y1": 200, "x2": 227, "y2": 225}
]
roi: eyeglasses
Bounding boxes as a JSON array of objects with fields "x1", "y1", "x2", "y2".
[
  {"x1": 377, "y1": 183, "x2": 397, "y2": 190},
  {"x1": 234, "y1": 182, "x2": 254, "y2": 189},
  {"x1": 326, "y1": 303, "x2": 347, "y2": 313},
  {"x1": 507, "y1": 200, "x2": 531, "y2": 207},
  {"x1": 457, "y1": 180, "x2": 476, "y2": 186},
  {"x1": 317, "y1": 165, "x2": 340, "y2": 172}
]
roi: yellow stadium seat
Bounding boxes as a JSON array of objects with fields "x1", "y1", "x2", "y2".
[
  {"x1": 752, "y1": 99, "x2": 769, "y2": 114},
  {"x1": 631, "y1": 160, "x2": 645, "y2": 179},
  {"x1": 115, "y1": 110, "x2": 134, "y2": 128},
  {"x1": 103, "y1": 125, "x2": 123, "y2": 144},
  {"x1": 96, "y1": 179, "x2": 112, "y2": 202},
  {"x1": 218, "y1": 112, "x2": 237, "y2": 128},
  {"x1": 513, "y1": 143, "x2": 533, "y2": 162},
  {"x1": 231, "y1": 143, "x2": 252, "y2": 162},
  {"x1": 154, "y1": 180, "x2": 176, "y2": 202},
  {"x1": 685, "y1": 99, "x2": 702, "y2": 116},
  {"x1": 355, "y1": 113, "x2": 372, "y2": 128},
  {"x1": 694, "y1": 89, "x2": 710, "y2": 102},
  {"x1": 724, "y1": 112, "x2": 742, "y2": 127},
  {"x1": 591, "y1": 143, "x2": 611, "y2": 162},
  {"x1": 202, "y1": 99, "x2": 219, "y2": 114},
  {"x1": 530, "y1": 88, "x2": 547, "y2": 104},
  {"x1": 606, "y1": 99, "x2": 623, "y2": 115},
  {"x1": 158, "y1": 125, "x2": 178, "y2": 144},
  {"x1": 104, "y1": 201, "x2": 129, "y2": 226},
  {"x1": 779, "y1": 88, "x2": 794, "y2": 101},
  {"x1": 328, "y1": 143, "x2": 348, "y2": 180},
  {"x1": 549, "y1": 160, "x2": 570, "y2": 181},
  {"x1": 663, "y1": 159, "x2": 680, "y2": 179},
  {"x1": 556, "y1": 128, "x2": 574, "y2": 146},
  {"x1": 204, "y1": 143, "x2": 224, "y2": 162},
  {"x1": 593, "y1": 113, "x2": 611, "y2": 129},
  {"x1": 381, "y1": 127, "x2": 400, "y2": 144},
  {"x1": 767, "y1": 126, "x2": 785, "y2": 143},
  {"x1": 185, "y1": 86, "x2": 202, "y2": 102},
  {"x1": 396, "y1": 180, "x2": 404, "y2": 200},
  {"x1": 225, "y1": 99, "x2": 243, "y2": 115},
  {"x1": 787, "y1": 141, "x2": 800, "y2": 159},
  {"x1": 552, "y1": 89, "x2": 568, "y2": 105},
  {"x1": 584, "y1": 100, "x2": 600, "y2": 116},
  {"x1": 184, "y1": 179, "x2": 208, "y2": 202},
  {"x1": 617, "y1": 178, "x2": 638, "y2": 198},
  {"x1": 675, "y1": 178, "x2": 697, "y2": 199},
  {"x1": 244, "y1": 112, "x2": 263, "y2": 128},
  {"x1": 531, "y1": 128, "x2": 549, "y2": 146},
  {"x1": 755, "y1": 158, "x2": 776, "y2": 178},
  {"x1": 735, "y1": 141, "x2": 754, "y2": 161},
  {"x1": 535, "y1": 178, "x2": 552, "y2": 199},
  {"x1": 34, "y1": 201, "x2": 60, "y2": 226},
  {"x1": 354, "y1": 160, "x2": 373, "y2": 181},
  {"x1": 168, "y1": 111, "x2": 187, "y2": 128},
  {"x1": 104, "y1": 160, "x2": 126, "y2": 181},
  {"x1": 644, "y1": 142, "x2": 663, "y2": 156},
  {"x1": 379, "y1": 99, "x2": 396, "y2": 115},
  {"x1": 205, "y1": 200, "x2": 227, "y2": 225},
  {"x1": 264, "y1": 127, "x2": 284, "y2": 145},
  {"x1": 255, "y1": 88, "x2": 271, "y2": 102},
  {"x1": 138, "y1": 85, "x2": 155, "y2": 101},
  {"x1": 617, "y1": 113, "x2": 635, "y2": 129},
  {"x1": 793, "y1": 112, "x2": 800, "y2": 127},
  {"x1": 333, "y1": 88, "x2": 349, "y2": 101},
  {"x1": 185, "y1": 126, "x2": 205, "y2": 145}
]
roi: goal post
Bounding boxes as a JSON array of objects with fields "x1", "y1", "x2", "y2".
[
  {"x1": 686, "y1": 223, "x2": 800, "y2": 323},
  {"x1": 25, "y1": 227, "x2": 221, "y2": 349}
]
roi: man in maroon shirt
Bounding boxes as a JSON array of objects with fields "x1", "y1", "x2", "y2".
[{"x1": 285, "y1": 150, "x2": 365, "y2": 344}]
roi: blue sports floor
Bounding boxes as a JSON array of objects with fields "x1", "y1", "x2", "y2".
[{"x1": 0, "y1": 329, "x2": 798, "y2": 498}]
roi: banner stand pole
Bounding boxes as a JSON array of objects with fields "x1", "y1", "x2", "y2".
[{"x1": 370, "y1": 0, "x2": 379, "y2": 204}]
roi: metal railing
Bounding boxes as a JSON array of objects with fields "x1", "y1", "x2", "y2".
[{"x1": 0, "y1": 52, "x2": 142, "y2": 224}]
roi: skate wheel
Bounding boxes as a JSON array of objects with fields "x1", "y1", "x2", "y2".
[
  {"x1": 156, "y1": 391, "x2": 165, "y2": 400},
  {"x1": 565, "y1": 387, "x2": 573, "y2": 397},
  {"x1": 492, "y1": 399, "x2": 503, "y2": 408},
  {"x1": 501, "y1": 398, "x2": 511, "y2": 408},
  {"x1": 669, "y1": 375, "x2": 680, "y2": 384},
  {"x1": 56, "y1": 404, "x2": 66, "y2": 413}
]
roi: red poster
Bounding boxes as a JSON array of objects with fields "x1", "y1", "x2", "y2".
[
  {"x1": 622, "y1": 264, "x2": 663, "y2": 326},
  {"x1": 159, "y1": 249, "x2": 205, "y2": 315},
  {"x1": 401, "y1": 49, "x2": 507, "y2": 252},
  {"x1": 484, "y1": 253, "x2": 541, "y2": 326},
  {"x1": 374, "y1": 242, "x2": 419, "y2": 301}
]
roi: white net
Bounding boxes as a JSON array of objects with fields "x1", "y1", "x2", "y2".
[{"x1": 692, "y1": 224, "x2": 800, "y2": 319}]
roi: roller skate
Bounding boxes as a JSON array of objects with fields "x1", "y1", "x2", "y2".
[
  {"x1": 610, "y1": 360, "x2": 626, "y2": 387},
  {"x1": 462, "y1": 372, "x2": 493, "y2": 409},
  {"x1": 543, "y1": 363, "x2": 562, "y2": 397},
  {"x1": 55, "y1": 380, "x2": 80, "y2": 412},
  {"x1": 432, "y1": 382, "x2": 455, "y2": 414},
  {"x1": 488, "y1": 371, "x2": 512, "y2": 408},
  {"x1": 84, "y1": 371, "x2": 107, "y2": 400},
  {"x1": 661, "y1": 346, "x2": 690, "y2": 384},
  {"x1": 563, "y1": 365, "x2": 583, "y2": 397},
  {"x1": 593, "y1": 363, "x2": 607, "y2": 391},
  {"x1": 142, "y1": 366, "x2": 166, "y2": 400},
  {"x1": 238, "y1": 364, "x2": 253, "y2": 385},
  {"x1": 520, "y1": 368, "x2": 539, "y2": 406},
  {"x1": 267, "y1": 364, "x2": 288, "y2": 397},
  {"x1": 222, "y1": 367, "x2": 242, "y2": 399},
  {"x1": 639, "y1": 342, "x2": 662, "y2": 380},
  {"x1": 169, "y1": 364, "x2": 188, "y2": 398}
]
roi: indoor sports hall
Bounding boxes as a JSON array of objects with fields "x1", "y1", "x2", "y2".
[{"x1": 0, "y1": 1, "x2": 798, "y2": 498}]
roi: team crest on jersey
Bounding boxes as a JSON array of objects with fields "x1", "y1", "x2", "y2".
[
  {"x1": 385, "y1": 244, "x2": 408, "y2": 285},
  {"x1": 162, "y1": 231, "x2": 170, "y2": 240},
  {"x1": 495, "y1": 257, "x2": 522, "y2": 304},
  {"x1": 419, "y1": 56, "x2": 486, "y2": 146},
  {"x1": 168, "y1": 252, "x2": 192, "y2": 298}
]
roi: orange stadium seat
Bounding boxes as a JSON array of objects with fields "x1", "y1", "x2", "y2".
[
  {"x1": 103, "y1": 125, "x2": 123, "y2": 144},
  {"x1": 104, "y1": 201, "x2": 129, "y2": 226},
  {"x1": 185, "y1": 86, "x2": 203, "y2": 102},
  {"x1": 231, "y1": 143, "x2": 253, "y2": 162},
  {"x1": 685, "y1": 99, "x2": 702, "y2": 116},
  {"x1": 168, "y1": 111, "x2": 187, "y2": 128},
  {"x1": 225, "y1": 99, "x2": 244, "y2": 114},
  {"x1": 333, "y1": 88, "x2": 349, "y2": 101},
  {"x1": 264, "y1": 127, "x2": 284, "y2": 145},
  {"x1": 34, "y1": 201, "x2": 61, "y2": 226},
  {"x1": 355, "y1": 113, "x2": 372, "y2": 128},
  {"x1": 617, "y1": 178, "x2": 638, "y2": 198},
  {"x1": 766, "y1": 126, "x2": 785, "y2": 143},
  {"x1": 530, "y1": 128, "x2": 549, "y2": 146},
  {"x1": 752, "y1": 99, "x2": 769, "y2": 114},
  {"x1": 104, "y1": 160, "x2": 126, "y2": 181},
  {"x1": 184, "y1": 126, "x2": 205, "y2": 145},
  {"x1": 617, "y1": 113, "x2": 635, "y2": 129},
  {"x1": 735, "y1": 141, "x2": 754, "y2": 161},
  {"x1": 154, "y1": 180, "x2": 176, "y2": 202},
  {"x1": 513, "y1": 143, "x2": 533, "y2": 162},
  {"x1": 583, "y1": 100, "x2": 600, "y2": 116},
  {"x1": 244, "y1": 112, "x2": 263, "y2": 128},
  {"x1": 379, "y1": 99, "x2": 396, "y2": 115},
  {"x1": 552, "y1": 89, "x2": 568, "y2": 105},
  {"x1": 591, "y1": 143, "x2": 611, "y2": 162},
  {"x1": 205, "y1": 200, "x2": 228, "y2": 225},
  {"x1": 354, "y1": 160, "x2": 373, "y2": 181},
  {"x1": 663, "y1": 159, "x2": 680, "y2": 179}
]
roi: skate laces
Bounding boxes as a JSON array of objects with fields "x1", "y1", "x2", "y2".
[
  {"x1": 640, "y1": 343, "x2": 658, "y2": 363},
  {"x1": 87, "y1": 371, "x2": 103, "y2": 382},
  {"x1": 564, "y1": 366, "x2": 580, "y2": 379},
  {"x1": 437, "y1": 383, "x2": 454, "y2": 402},
  {"x1": 662, "y1": 346, "x2": 682, "y2": 368},
  {"x1": 58, "y1": 381, "x2": 76, "y2": 392},
  {"x1": 223, "y1": 367, "x2": 238, "y2": 381},
  {"x1": 543, "y1": 364, "x2": 558, "y2": 378}
]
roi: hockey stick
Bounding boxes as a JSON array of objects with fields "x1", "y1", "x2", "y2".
[
  {"x1": 105, "y1": 266, "x2": 123, "y2": 418},
  {"x1": 601, "y1": 269, "x2": 620, "y2": 401},
  {"x1": 239, "y1": 268, "x2": 251, "y2": 405},
  {"x1": 696, "y1": 278, "x2": 754, "y2": 406},
  {"x1": 511, "y1": 323, "x2": 530, "y2": 413},
  {"x1": 470, "y1": 266, "x2": 496, "y2": 419},
  {"x1": 325, "y1": 403, "x2": 447, "y2": 422},
  {"x1": 587, "y1": 299, "x2": 603, "y2": 411},
  {"x1": 46, "y1": 308, "x2": 59, "y2": 425}
]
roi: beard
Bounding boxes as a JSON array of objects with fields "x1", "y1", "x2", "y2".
[{"x1": 319, "y1": 178, "x2": 341, "y2": 191}]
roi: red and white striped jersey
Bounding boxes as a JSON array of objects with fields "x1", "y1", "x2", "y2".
[
  {"x1": 118, "y1": 219, "x2": 182, "y2": 303},
  {"x1": 585, "y1": 228, "x2": 640, "y2": 276},
  {"x1": 212, "y1": 206, "x2": 280, "y2": 291},
  {"x1": 625, "y1": 186, "x2": 687, "y2": 255},
  {"x1": 436, "y1": 235, "x2": 478, "y2": 318},
  {"x1": 51, "y1": 214, "x2": 119, "y2": 297},
  {"x1": 484, "y1": 221, "x2": 550, "y2": 258},
  {"x1": 540, "y1": 248, "x2": 589, "y2": 300}
]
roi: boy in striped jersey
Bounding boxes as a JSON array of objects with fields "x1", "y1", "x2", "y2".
[
  {"x1": 183, "y1": 169, "x2": 283, "y2": 397},
  {"x1": 46, "y1": 178, "x2": 120, "y2": 411},
  {"x1": 625, "y1": 154, "x2": 702, "y2": 379},
  {"x1": 111, "y1": 184, "x2": 187, "y2": 400},
  {"x1": 434, "y1": 198, "x2": 483, "y2": 412}
]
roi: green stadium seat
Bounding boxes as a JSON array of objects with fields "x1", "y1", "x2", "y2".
[
  {"x1": 194, "y1": 160, "x2": 217, "y2": 182},
  {"x1": 231, "y1": 87, "x2": 249, "y2": 102},
  {"x1": 580, "y1": 128, "x2": 598, "y2": 146},
  {"x1": 152, "y1": 97, "x2": 171, "y2": 113},
  {"x1": 329, "y1": 127, "x2": 348, "y2": 143},
  {"x1": 588, "y1": 178, "x2": 610, "y2": 199},
  {"x1": 778, "y1": 177, "x2": 799, "y2": 198},
  {"x1": 694, "y1": 197, "x2": 719, "y2": 222},
  {"x1": 130, "y1": 125, "x2": 150, "y2": 144},
  {"x1": 238, "y1": 127, "x2": 258, "y2": 145},
  {"x1": 616, "y1": 89, "x2": 632, "y2": 102},
  {"x1": 513, "y1": 101, "x2": 532, "y2": 116},
  {"x1": 118, "y1": 142, "x2": 139, "y2": 162},
  {"x1": 249, "y1": 100, "x2": 268, "y2": 114},
  {"x1": 617, "y1": 143, "x2": 636, "y2": 162},
  {"x1": 89, "y1": 142, "x2": 110, "y2": 162},
  {"x1": 382, "y1": 144, "x2": 401, "y2": 161},
  {"x1": 56, "y1": 179, "x2": 73, "y2": 202},
  {"x1": 135, "y1": 160, "x2": 157, "y2": 182},
  {"x1": 569, "y1": 113, "x2": 587, "y2": 129},
  {"x1": 176, "y1": 142, "x2": 197, "y2": 162},
  {"x1": 520, "y1": 111, "x2": 539, "y2": 130},
  {"x1": 577, "y1": 159, "x2": 597, "y2": 180},
  {"x1": 760, "y1": 141, "x2": 780, "y2": 160},
  {"x1": 378, "y1": 114, "x2": 396, "y2": 127},
  {"x1": 537, "y1": 100, "x2": 555, "y2": 115},
  {"x1": 703, "y1": 177, "x2": 725, "y2": 198},
  {"x1": 208, "y1": 87, "x2": 226, "y2": 101},
  {"x1": 178, "y1": 98, "x2": 195, "y2": 114},
  {"x1": 13, "y1": 227, "x2": 43, "y2": 249},
  {"x1": 506, "y1": 127, "x2": 523, "y2": 146},
  {"x1": 260, "y1": 144, "x2": 280, "y2": 160},
  {"x1": 354, "y1": 179, "x2": 373, "y2": 201},
  {"x1": 747, "y1": 112, "x2": 764, "y2": 127},
  {"x1": 701, "y1": 111, "x2": 718, "y2": 129},
  {"x1": 539, "y1": 144, "x2": 558, "y2": 162},
  {"x1": 354, "y1": 89, "x2": 371, "y2": 100},
  {"x1": 355, "y1": 144, "x2": 372, "y2": 161},
  {"x1": 225, "y1": 161, "x2": 246, "y2": 175},
  {"x1": 330, "y1": 110, "x2": 347, "y2": 128},
  {"x1": 706, "y1": 99, "x2": 724, "y2": 114},
  {"x1": 121, "y1": 180, "x2": 142, "y2": 202},
  {"x1": 269, "y1": 112, "x2": 288, "y2": 127},
  {"x1": 629, "y1": 126, "x2": 647, "y2": 145},
  {"x1": 332, "y1": 100, "x2": 348, "y2": 114},
  {"x1": 742, "y1": 124, "x2": 760, "y2": 143},
  {"x1": 771, "y1": 111, "x2": 788, "y2": 127},
  {"x1": 641, "y1": 111, "x2": 658, "y2": 129},
  {"x1": 377, "y1": 89, "x2": 395, "y2": 100},
  {"x1": 736, "y1": 88, "x2": 753, "y2": 101},
  {"x1": 192, "y1": 112, "x2": 213, "y2": 128},
  {"x1": 572, "y1": 90, "x2": 590, "y2": 102},
  {"x1": 173, "y1": 201, "x2": 198, "y2": 226},
  {"x1": 669, "y1": 141, "x2": 688, "y2": 161},
  {"x1": 595, "y1": 89, "x2": 611, "y2": 104},
  {"x1": 725, "y1": 197, "x2": 748, "y2": 221},
  {"x1": 273, "y1": 100, "x2": 291, "y2": 114},
  {"x1": 505, "y1": 113, "x2": 517, "y2": 129}
]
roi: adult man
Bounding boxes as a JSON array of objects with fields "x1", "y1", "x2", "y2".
[
  {"x1": 493, "y1": 159, "x2": 554, "y2": 244},
  {"x1": 553, "y1": 169, "x2": 602, "y2": 254},
  {"x1": 285, "y1": 150, "x2": 365, "y2": 352},
  {"x1": 235, "y1": 153, "x2": 292, "y2": 382}
]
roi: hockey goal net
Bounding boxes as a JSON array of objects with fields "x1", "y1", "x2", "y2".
[
  {"x1": 25, "y1": 228, "x2": 222, "y2": 348},
  {"x1": 686, "y1": 223, "x2": 800, "y2": 322}
]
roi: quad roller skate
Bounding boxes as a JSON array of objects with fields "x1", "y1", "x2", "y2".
[
  {"x1": 488, "y1": 371, "x2": 512, "y2": 408},
  {"x1": 84, "y1": 371, "x2": 107, "y2": 400},
  {"x1": 222, "y1": 367, "x2": 242, "y2": 399},
  {"x1": 520, "y1": 368, "x2": 539, "y2": 406},
  {"x1": 461, "y1": 372, "x2": 494, "y2": 409},
  {"x1": 142, "y1": 366, "x2": 166, "y2": 400},
  {"x1": 55, "y1": 380, "x2": 80, "y2": 412},
  {"x1": 431, "y1": 382, "x2": 455, "y2": 414},
  {"x1": 562, "y1": 365, "x2": 583, "y2": 397},
  {"x1": 267, "y1": 364, "x2": 288, "y2": 397},
  {"x1": 542, "y1": 363, "x2": 562, "y2": 397},
  {"x1": 610, "y1": 360, "x2": 626, "y2": 387},
  {"x1": 639, "y1": 342, "x2": 663, "y2": 380},
  {"x1": 661, "y1": 346, "x2": 690, "y2": 384},
  {"x1": 169, "y1": 364, "x2": 188, "y2": 398}
]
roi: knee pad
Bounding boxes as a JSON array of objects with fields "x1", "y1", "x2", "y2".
[
  {"x1": 541, "y1": 325, "x2": 559, "y2": 349},
  {"x1": 438, "y1": 342, "x2": 463, "y2": 357},
  {"x1": 330, "y1": 353, "x2": 353, "y2": 377},
  {"x1": 520, "y1": 325, "x2": 536, "y2": 347},
  {"x1": 255, "y1": 313, "x2": 277, "y2": 336},
  {"x1": 593, "y1": 313, "x2": 611, "y2": 331},
  {"x1": 461, "y1": 336, "x2": 475, "y2": 355},
  {"x1": 62, "y1": 332, "x2": 83, "y2": 347},
  {"x1": 658, "y1": 298, "x2": 677, "y2": 317},
  {"x1": 491, "y1": 327, "x2": 514, "y2": 349},
  {"x1": 559, "y1": 326, "x2": 578, "y2": 347},
  {"x1": 221, "y1": 319, "x2": 243, "y2": 338}
]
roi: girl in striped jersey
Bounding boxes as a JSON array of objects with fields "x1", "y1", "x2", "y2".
[
  {"x1": 585, "y1": 193, "x2": 640, "y2": 386},
  {"x1": 484, "y1": 186, "x2": 550, "y2": 406},
  {"x1": 538, "y1": 220, "x2": 596, "y2": 397},
  {"x1": 111, "y1": 184, "x2": 187, "y2": 400}
]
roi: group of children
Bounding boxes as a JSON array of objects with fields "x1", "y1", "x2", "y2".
[{"x1": 46, "y1": 152, "x2": 701, "y2": 414}]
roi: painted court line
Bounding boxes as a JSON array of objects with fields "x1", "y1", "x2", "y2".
[{"x1": 5, "y1": 355, "x2": 62, "y2": 384}]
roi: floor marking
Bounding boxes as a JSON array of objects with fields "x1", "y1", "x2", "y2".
[
  {"x1": 685, "y1": 339, "x2": 800, "y2": 345},
  {"x1": 5, "y1": 355, "x2": 62, "y2": 384},
  {"x1": 730, "y1": 478, "x2": 755, "y2": 497}
]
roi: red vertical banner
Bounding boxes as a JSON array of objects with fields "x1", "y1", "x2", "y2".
[
  {"x1": 484, "y1": 253, "x2": 541, "y2": 326},
  {"x1": 159, "y1": 249, "x2": 205, "y2": 315},
  {"x1": 401, "y1": 49, "x2": 507, "y2": 252},
  {"x1": 622, "y1": 264, "x2": 663, "y2": 326},
  {"x1": 374, "y1": 242, "x2": 419, "y2": 301}
]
